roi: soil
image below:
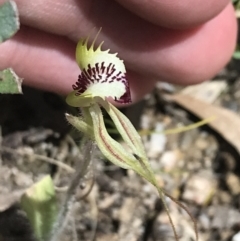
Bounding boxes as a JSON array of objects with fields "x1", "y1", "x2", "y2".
[{"x1": 1, "y1": 60, "x2": 240, "y2": 241}]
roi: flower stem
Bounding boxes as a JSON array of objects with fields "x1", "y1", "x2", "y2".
[{"x1": 48, "y1": 139, "x2": 94, "y2": 241}]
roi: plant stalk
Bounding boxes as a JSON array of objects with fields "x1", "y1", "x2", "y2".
[{"x1": 48, "y1": 139, "x2": 94, "y2": 241}]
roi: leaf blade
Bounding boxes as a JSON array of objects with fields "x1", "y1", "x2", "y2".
[
  {"x1": 0, "y1": 68, "x2": 23, "y2": 94},
  {"x1": 0, "y1": 1, "x2": 19, "y2": 43}
]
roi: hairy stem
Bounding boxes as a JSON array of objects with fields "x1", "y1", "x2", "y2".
[{"x1": 48, "y1": 139, "x2": 94, "y2": 241}]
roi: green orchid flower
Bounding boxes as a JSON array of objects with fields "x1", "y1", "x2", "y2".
[
  {"x1": 65, "y1": 34, "x2": 198, "y2": 241},
  {"x1": 66, "y1": 35, "x2": 155, "y2": 175}
]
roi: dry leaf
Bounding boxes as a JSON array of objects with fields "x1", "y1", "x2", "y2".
[
  {"x1": 181, "y1": 80, "x2": 227, "y2": 104},
  {"x1": 168, "y1": 94, "x2": 240, "y2": 155}
]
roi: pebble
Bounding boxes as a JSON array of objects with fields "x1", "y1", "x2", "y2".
[
  {"x1": 160, "y1": 150, "x2": 182, "y2": 172},
  {"x1": 182, "y1": 170, "x2": 217, "y2": 205},
  {"x1": 218, "y1": 190, "x2": 232, "y2": 204},
  {"x1": 232, "y1": 231, "x2": 240, "y2": 241},
  {"x1": 198, "y1": 213, "x2": 210, "y2": 230},
  {"x1": 147, "y1": 122, "x2": 166, "y2": 158},
  {"x1": 211, "y1": 206, "x2": 240, "y2": 229},
  {"x1": 226, "y1": 173, "x2": 240, "y2": 195}
]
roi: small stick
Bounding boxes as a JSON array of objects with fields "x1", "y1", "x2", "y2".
[{"x1": 2, "y1": 146, "x2": 75, "y2": 173}]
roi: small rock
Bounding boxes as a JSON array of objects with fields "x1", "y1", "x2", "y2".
[
  {"x1": 147, "y1": 122, "x2": 166, "y2": 158},
  {"x1": 211, "y1": 206, "x2": 240, "y2": 229},
  {"x1": 160, "y1": 150, "x2": 182, "y2": 172},
  {"x1": 226, "y1": 173, "x2": 240, "y2": 195},
  {"x1": 195, "y1": 136, "x2": 209, "y2": 150},
  {"x1": 156, "y1": 82, "x2": 175, "y2": 93},
  {"x1": 13, "y1": 170, "x2": 33, "y2": 188},
  {"x1": 182, "y1": 170, "x2": 217, "y2": 205},
  {"x1": 140, "y1": 109, "x2": 154, "y2": 130},
  {"x1": 232, "y1": 231, "x2": 240, "y2": 241},
  {"x1": 218, "y1": 190, "x2": 232, "y2": 204},
  {"x1": 211, "y1": 205, "x2": 229, "y2": 229},
  {"x1": 198, "y1": 213, "x2": 210, "y2": 230},
  {"x1": 216, "y1": 152, "x2": 236, "y2": 172}
]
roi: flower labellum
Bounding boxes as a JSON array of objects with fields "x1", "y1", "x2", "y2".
[{"x1": 66, "y1": 36, "x2": 131, "y2": 107}]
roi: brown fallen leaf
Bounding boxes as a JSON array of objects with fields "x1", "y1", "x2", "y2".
[
  {"x1": 181, "y1": 80, "x2": 227, "y2": 104},
  {"x1": 167, "y1": 93, "x2": 240, "y2": 155}
]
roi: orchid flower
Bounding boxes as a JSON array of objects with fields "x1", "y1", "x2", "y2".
[
  {"x1": 65, "y1": 34, "x2": 197, "y2": 241},
  {"x1": 65, "y1": 35, "x2": 152, "y2": 173}
]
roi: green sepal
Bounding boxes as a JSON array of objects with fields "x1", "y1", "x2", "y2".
[{"x1": 65, "y1": 113, "x2": 94, "y2": 139}]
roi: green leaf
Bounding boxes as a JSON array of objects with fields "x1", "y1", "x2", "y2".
[
  {"x1": 233, "y1": 50, "x2": 240, "y2": 59},
  {"x1": 20, "y1": 175, "x2": 58, "y2": 241},
  {"x1": 0, "y1": 1, "x2": 19, "y2": 43},
  {"x1": 0, "y1": 68, "x2": 23, "y2": 94}
]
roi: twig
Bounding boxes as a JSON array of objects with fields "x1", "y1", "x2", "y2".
[
  {"x1": 1, "y1": 146, "x2": 75, "y2": 173},
  {"x1": 48, "y1": 139, "x2": 94, "y2": 241}
]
